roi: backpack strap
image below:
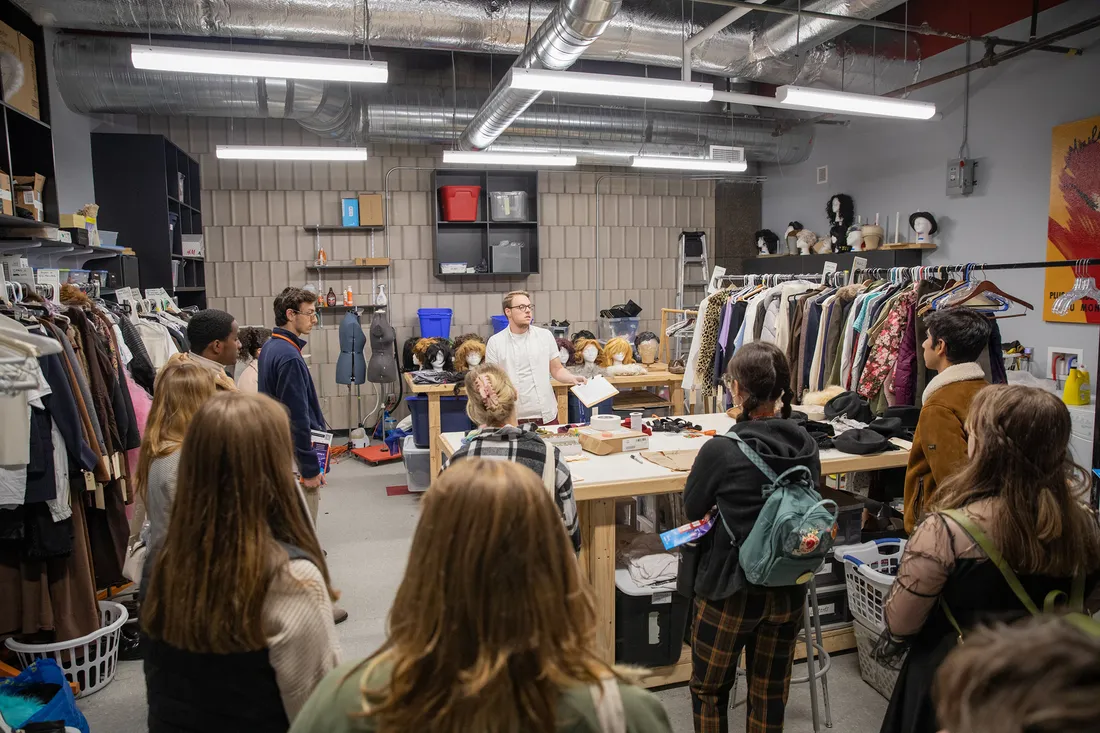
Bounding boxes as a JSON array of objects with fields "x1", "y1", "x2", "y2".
[
  {"x1": 941, "y1": 509, "x2": 1040, "y2": 616},
  {"x1": 589, "y1": 677, "x2": 626, "y2": 733},
  {"x1": 539, "y1": 438, "x2": 557, "y2": 498},
  {"x1": 722, "y1": 431, "x2": 780, "y2": 485}
]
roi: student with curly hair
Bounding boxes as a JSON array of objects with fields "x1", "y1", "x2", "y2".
[{"x1": 236, "y1": 326, "x2": 272, "y2": 393}]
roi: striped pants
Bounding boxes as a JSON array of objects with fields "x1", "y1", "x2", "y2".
[{"x1": 690, "y1": 586, "x2": 805, "y2": 733}]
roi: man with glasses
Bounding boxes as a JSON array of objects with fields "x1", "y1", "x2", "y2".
[{"x1": 486, "y1": 290, "x2": 585, "y2": 426}]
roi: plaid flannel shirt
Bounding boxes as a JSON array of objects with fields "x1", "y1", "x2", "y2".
[{"x1": 446, "y1": 424, "x2": 581, "y2": 552}]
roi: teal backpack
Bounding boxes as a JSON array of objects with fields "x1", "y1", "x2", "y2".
[{"x1": 721, "y1": 431, "x2": 838, "y2": 587}]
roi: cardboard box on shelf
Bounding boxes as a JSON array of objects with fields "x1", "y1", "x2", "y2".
[
  {"x1": 59, "y1": 213, "x2": 86, "y2": 229},
  {"x1": 182, "y1": 234, "x2": 203, "y2": 257},
  {"x1": 14, "y1": 173, "x2": 44, "y2": 221},
  {"x1": 0, "y1": 22, "x2": 40, "y2": 121},
  {"x1": 0, "y1": 173, "x2": 12, "y2": 216},
  {"x1": 358, "y1": 193, "x2": 384, "y2": 226}
]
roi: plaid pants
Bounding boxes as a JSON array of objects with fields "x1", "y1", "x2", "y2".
[{"x1": 690, "y1": 586, "x2": 805, "y2": 733}]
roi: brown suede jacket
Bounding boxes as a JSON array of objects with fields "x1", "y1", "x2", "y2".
[{"x1": 902, "y1": 362, "x2": 988, "y2": 533}]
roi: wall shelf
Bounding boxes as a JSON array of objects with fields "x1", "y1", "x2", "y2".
[
  {"x1": 742, "y1": 249, "x2": 926, "y2": 276},
  {"x1": 306, "y1": 259, "x2": 390, "y2": 271},
  {"x1": 172, "y1": 254, "x2": 205, "y2": 261},
  {"x1": 432, "y1": 169, "x2": 539, "y2": 279},
  {"x1": 303, "y1": 224, "x2": 385, "y2": 233},
  {"x1": 174, "y1": 286, "x2": 206, "y2": 292}
]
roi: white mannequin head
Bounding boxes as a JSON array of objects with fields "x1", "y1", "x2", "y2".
[
  {"x1": 613, "y1": 352, "x2": 625, "y2": 363},
  {"x1": 431, "y1": 351, "x2": 445, "y2": 370},
  {"x1": 757, "y1": 236, "x2": 769, "y2": 255},
  {"x1": 559, "y1": 347, "x2": 570, "y2": 364},
  {"x1": 412, "y1": 354, "x2": 420, "y2": 367},
  {"x1": 583, "y1": 345, "x2": 598, "y2": 363},
  {"x1": 465, "y1": 351, "x2": 482, "y2": 368},
  {"x1": 913, "y1": 217, "x2": 932, "y2": 239},
  {"x1": 846, "y1": 227, "x2": 863, "y2": 251},
  {"x1": 832, "y1": 197, "x2": 841, "y2": 214}
]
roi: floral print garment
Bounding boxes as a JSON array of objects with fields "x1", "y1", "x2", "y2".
[{"x1": 858, "y1": 288, "x2": 918, "y2": 400}]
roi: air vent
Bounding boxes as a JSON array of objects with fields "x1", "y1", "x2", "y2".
[
  {"x1": 817, "y1": 165, "x2": 828, "y2": 184},
  {"x1": 709, "y1": 145, "x2": 746, "y2": 163}
]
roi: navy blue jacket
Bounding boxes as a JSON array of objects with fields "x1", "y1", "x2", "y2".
[{"x1": 258, "y1": 327, "x2": 326, "y2": 478}]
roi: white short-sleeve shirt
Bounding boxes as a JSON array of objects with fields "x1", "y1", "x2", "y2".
[{"x1": 485, "y1": 325, "x2": 558, "y2": 422}]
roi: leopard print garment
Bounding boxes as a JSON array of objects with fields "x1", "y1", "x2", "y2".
[{"x1": 695, "y1": 291, "x2": 732, "y2": 401}]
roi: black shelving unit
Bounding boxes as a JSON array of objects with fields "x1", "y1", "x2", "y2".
[
  {"x1": 304, "y1": 224, "x2": 385, "y2": 233},
  {"x1": 91, "y1": 133, "x2": 206, "y2": 308},
  {"x1": 432, "y1": 169, "x2": 539, "y2": 278},
  {"x1": 0, "y1": 1, "x2": 56, "y2": 226}
]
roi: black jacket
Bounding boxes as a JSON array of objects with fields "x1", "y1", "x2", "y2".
[{"x1": 684, "y1": 418, "x2": 821, "y2": 600}]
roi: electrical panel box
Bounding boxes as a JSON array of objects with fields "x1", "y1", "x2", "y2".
[{"x1": 947, "y1": 158, "x2": 977, "y2": 196}]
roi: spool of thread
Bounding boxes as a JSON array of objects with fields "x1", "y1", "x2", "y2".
[
  {"x1": 591, "y1": 414, "x2": 623, "y2": 431},
  {"x1": 630, "y1": 412, "x2": 643, "y2": 430}
]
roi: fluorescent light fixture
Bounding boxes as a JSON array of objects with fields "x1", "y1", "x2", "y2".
[
  {"x1": 629, "y1": 155, "x2": 748, "y2": 173},
  {"x1": 442, "y1": 150, "x2": 577, "y2": 167},
  {"x1": 131, "y1": 44, "x2": 389, "y2": 84},
  {"x1": 216, "y1": 145, "x2": 368, "y2": 161},
  {"x1": 775, "y1": 85, "x2": 936, "y2": 120},
  {"x1": 508, "y1": 67, "x2": 714, "y2": 102}
]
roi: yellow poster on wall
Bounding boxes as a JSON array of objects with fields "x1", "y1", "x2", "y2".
[{"x1": 1045, "y1": 114, "x2": 1100, "y2": 324}]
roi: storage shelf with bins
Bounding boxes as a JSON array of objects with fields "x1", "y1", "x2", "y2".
[
  {"x1": 432, "y1": 169, "x2": 539, "y2": 278},
  {"x1": 91, "y1": 133, "x2": 206, "y2": 307}
]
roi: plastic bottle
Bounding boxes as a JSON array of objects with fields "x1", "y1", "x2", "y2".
[
  {"x1": 326, "y1": 287, "x2": 337, "y2": 307},
  {"x1": 375, "y1": 283, "x2": 388, "y2": 306},
  {"x1": 1063, "y1": 364, "x2": 1091, "y2": 406},
  {"x1": 317, "y1": 246, "x2": 327, "y2": 266},
  {"x1": 344, "y1": 285, "x2": 354, "y2": 307}
]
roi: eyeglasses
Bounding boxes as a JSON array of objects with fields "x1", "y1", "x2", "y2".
[
  {"x1": 293, "y1": 310, "x2": 318, "y2": 321},
  {"x1": 508, "y1": 304, "x2": 534, "y2": 312}
]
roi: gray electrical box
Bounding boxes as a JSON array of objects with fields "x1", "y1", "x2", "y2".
[{"x1": 947, "y1": 158, "x2": 977, "y2": 196}]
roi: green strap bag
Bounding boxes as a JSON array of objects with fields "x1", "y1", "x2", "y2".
[{"x1": 938, "y1": 509, "x2": 1097, "y2": 640}]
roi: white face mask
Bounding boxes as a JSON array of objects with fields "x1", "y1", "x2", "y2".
[
  {"x1": 559, "y1": 347, "x2": 570, "y2": 363},
  {"x1": 466, "y1": 352, "x2": 482, "y2": 367},
  {"x1": 583, "y1": 345, "x2": 598, "y2": 362}
]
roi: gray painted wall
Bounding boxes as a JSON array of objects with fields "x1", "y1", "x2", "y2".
[{"x1": 761, "y1": 0, "x2": 1100, "y2": 379}]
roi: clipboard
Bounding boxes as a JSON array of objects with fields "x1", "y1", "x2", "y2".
[{"x1": 570, "y1": 375, "x2": 619, "y2": 407}]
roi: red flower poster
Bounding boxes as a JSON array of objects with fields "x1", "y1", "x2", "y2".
[{"x1": 1045, "y1": 114, "x2": 1100, "y2": 324}]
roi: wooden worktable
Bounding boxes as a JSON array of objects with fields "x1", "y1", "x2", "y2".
[
  {"x1": 406, "y1": 369, "x2": 686, "y2": 478},
  {"x1": 440, "y1": 412, "x2": 912, "y2": 686}
]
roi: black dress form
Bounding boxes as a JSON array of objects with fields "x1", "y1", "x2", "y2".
[{"x1": 367, "y1": 311, "x2": 398, "y2": 383}]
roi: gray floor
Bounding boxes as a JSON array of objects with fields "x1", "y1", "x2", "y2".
[{"x1": 78, "y1": 457, "x2": 889, "y2": 732}]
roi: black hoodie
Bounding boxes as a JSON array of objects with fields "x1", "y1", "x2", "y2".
[{"x1": 684, "y1": 417, "x2": 821, "y2": 601}]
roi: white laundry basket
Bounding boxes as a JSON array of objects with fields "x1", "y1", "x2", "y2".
[
  {"x1": 835, "y1": 538, "x2": 906, "y2": 633},
  {"x1": 5, "y1": 601, "x2": 129, "y2": 698}
]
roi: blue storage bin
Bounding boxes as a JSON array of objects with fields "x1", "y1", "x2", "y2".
[
  {"x1": 568, "y1": 392, "x2": 615, "y2": 424},
  {"x1": 406, "y1": 395, "x2": 473, "y2": 448},
  {"x1": 418, "y1": 308, "x2": 453, "y2": 338},
  {"x1": 491, "y1": 314, "x2": 509, "y2": 333}
]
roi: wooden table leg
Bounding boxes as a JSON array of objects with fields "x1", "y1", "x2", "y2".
[
  {"x1": 428, "y1": 393, "x2": 442, "y2": 478},
  {"x1": 670, "y1": 379, "x2": 685, "y2": 416},
  {"x1": 582, "y1": 498, "x2": 616, "y2": 663},
  {"x1": 556, "y1": 385, "x2": 569, "y2": 424}
]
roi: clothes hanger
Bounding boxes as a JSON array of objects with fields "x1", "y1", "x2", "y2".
[{"x1": 940, "y1": 263, "x2": 1034, "y2": 313}]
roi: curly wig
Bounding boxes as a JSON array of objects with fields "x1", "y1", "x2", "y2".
[
  {"x1": 454, "y1": 339, "x2": 486, "y2": 372},
  {"x1": 826, "y1": 193, "x2": 855, "y2": 230}
]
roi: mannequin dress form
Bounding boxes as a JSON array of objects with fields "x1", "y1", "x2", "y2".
[
  {"x1": 367, "y1": 310, "x2": 398, "y2": 384},
  {"x1": 337, "y1": 309, "x2": 367, "y2": 430}
]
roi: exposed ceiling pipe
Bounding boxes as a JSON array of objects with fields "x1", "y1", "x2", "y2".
[
  {"x1": 17, "y1": 0, "x2": 916, "y2": 93},
  {"x1": 459, "y1": 0, "x2": 621, "y2": 151},
  {"x1": 53, "y1": 34, "x2": 815, "y2": 164}
]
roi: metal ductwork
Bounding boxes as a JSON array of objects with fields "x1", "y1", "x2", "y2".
[
  {"x1": 24, "y1": 0, "x2": 916, "y2": 93},
  {"x1": 459, "y1": 0, "x2": 620, "y2": 150},
  {"x1": 55, "y1": 34, "x2": 815, "y2": 164}
]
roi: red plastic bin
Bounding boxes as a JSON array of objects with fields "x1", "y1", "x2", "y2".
[{"x1": 439, "y1": 185, "x2": 481, "y2": 222}]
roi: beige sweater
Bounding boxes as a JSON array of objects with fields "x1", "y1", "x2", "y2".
[{"x1": 263, "y1": 558, "x2": 342, "y2": 721}]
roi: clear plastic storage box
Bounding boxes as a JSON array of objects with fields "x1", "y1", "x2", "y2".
[
  {"x1": 600, "y1": 316, "x2": 640, "y2": 341},
  {"x1": 489, "y1": 191, "x2": 529, "y2": 221},
  {"x1": 491, "y1": 241, "x2": 524, "y2": 273}
]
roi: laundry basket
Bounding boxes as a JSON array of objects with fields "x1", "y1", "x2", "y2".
[
  {"x1": 5, "y1": 601, "x2": 129, "y2": 698},
  {"x1": 835, "y1": 538, "x2": 905, "y2": 633}
]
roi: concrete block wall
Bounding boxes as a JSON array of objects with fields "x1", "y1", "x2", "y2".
[{"x1": 136, "y1": 115, "x2": 716, "y2": 428}]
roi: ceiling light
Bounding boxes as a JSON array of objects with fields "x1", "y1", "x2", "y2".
[
  {"x1": 508, "y1": 68, "x2": 714, "y2": 102},
  {"x1": 775, "y1": 85, "x2": 936, "y2": 120},
  {"x1": 216, "y1": 145, "x2": 368, "y2": 161},
  {"x1": 131, "y1": 45, "x2": 389, "y2": 84},
  {"x1": 442, "y1": 150, "x2": 578, "y2": 167},
  {"x1": 629, "y1": 155, "x2": 748, "y2": 173}
]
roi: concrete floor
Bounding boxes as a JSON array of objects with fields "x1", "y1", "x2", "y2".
[{"x1": 78, "y1": 457, "x2": 889, "y2": 732}]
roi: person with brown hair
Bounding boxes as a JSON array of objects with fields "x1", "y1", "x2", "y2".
[
  {"x1": 133, "y1": 358, "x2": 218, "y2": 596},
  {"x1": 143, "y1": 392, "x2": 341, "y2": 733},
  {"x1": 289, "y1": 459, "x2": 672, "y2": 733},
  {"x1": 879, "y1": 384, "x2": 1100, "y2": 733},
  {"x1": 933, "y1": 616, "x2": 1100, "y2": 733},
  {"x1": 683, "y1": 342, "x2": 819, "y2": 733},
  {"x1": 446, "y1": 363, "x2": 580, "y2": 552},
  {"x1": 236, "y1": 325, "x2": 272, "y2": 393}
]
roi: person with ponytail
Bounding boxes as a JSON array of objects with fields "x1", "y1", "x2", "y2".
[
  {"x1": 445, "y1": 363, "x2": 581, "y2": 553},
  {"x1": 682, "y1": 342, "x2": 820, "y2": 733},
  {"x1": 879, "y1": 385, "x2": 1100, "y2": 733}
]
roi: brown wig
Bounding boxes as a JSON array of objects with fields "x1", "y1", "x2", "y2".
[
  {"x1": 452, "y1": 333, "x2": 483, "y2": 351},
  {"x1": 572, "y1": 338, "x2": 603, "y2": 366},
  {"x1": 454, "y1": 339, "x2": 486, "y2": 372},
  {"x1": 554, "y1": 337, "x2": 575, "y2": 365},
  {"x1": 725, "y1": 342, "x2": 793, "y2": 423},
  {"x1": 935, "y1": 616, "x2": 1100, "y2": 733},
  {"x1": 413, "y1": 337, "x2": 436, "y2": 367},
  {"x1": 351, "y1": 459, "x2": 619, "y2": 733},
  {"x1": 142, "y1": 392, "x2": 337, "y2": 653},
  {"x1": 934, "y1": 385, "x2": 1100, "y2": 577},
  {"x1": 135, "y1": 359, "x2": 218, "y2": 502}
]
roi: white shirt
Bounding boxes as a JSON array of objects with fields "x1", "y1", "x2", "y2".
[{"x1": 485, "y1": 325, "x2": 558, "y2": 422}]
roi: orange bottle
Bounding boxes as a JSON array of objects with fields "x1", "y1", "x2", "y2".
[{"x1": 343, "y1": 285, "x2": 354, "y2": 307}]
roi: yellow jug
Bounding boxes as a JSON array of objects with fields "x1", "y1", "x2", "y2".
[{"x1": 1063, "y1": 365, "x2": 1091, "y2": 406}]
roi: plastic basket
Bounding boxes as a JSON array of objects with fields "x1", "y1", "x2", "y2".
[
  {"x1": 439, "y1": 185, "x2": 480, "y2": 221},
  {"x1": 835, "y1": 538, "x2": 905, "y2": 633},
  {"x1": 6, "y1": 601, "x2": 129, "y2": 698},
  {"x1": 417, "y1": 307, "x2": 453, "y2": 338},
  {"x1": 491, "y1": 314, "x2": 509, "y2": 333},
  {"x1": 853, "y1": 618, "x2": 903, "y2": 699}
]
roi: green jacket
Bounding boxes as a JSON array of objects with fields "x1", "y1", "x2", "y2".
[{"x1": 290, "y1": 660, "x2": 673, "y2": 733}]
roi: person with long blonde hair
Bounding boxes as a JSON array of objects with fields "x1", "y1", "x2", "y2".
[
  {"x1": 290, "y1": 459, "x2": 672, "y2": 733},
  {"x1": 143, "y1": 392, "x2": 341, "y2": 732},
  {"x1": 879, "y1": 385, "x2": 1100, "y2": 733},
  {"x1": 134, "y1": 358, "x2": 217, "y2": 594}
]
